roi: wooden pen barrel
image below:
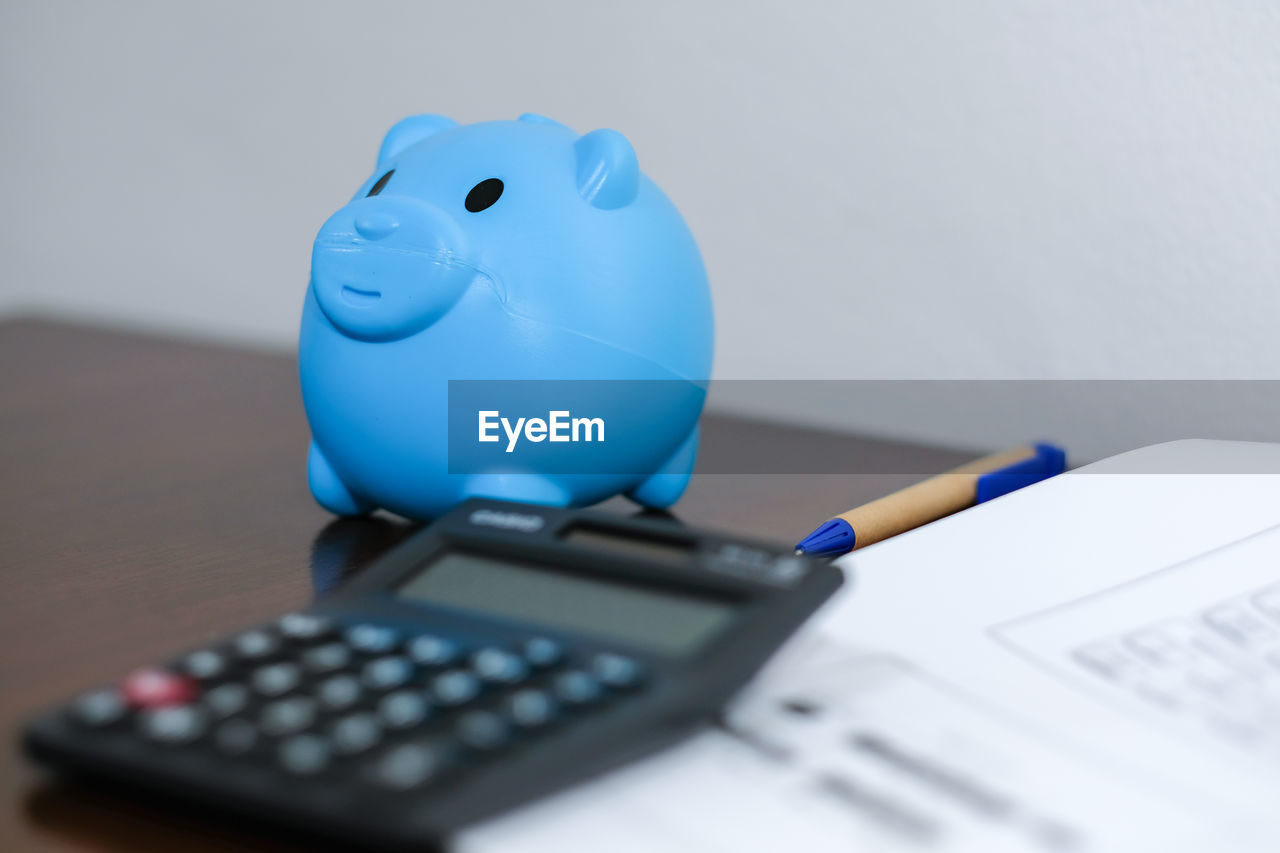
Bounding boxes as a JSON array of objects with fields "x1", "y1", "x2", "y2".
[{"x1": 840, "y1": 445, "x2": 1039, "y2": 550}]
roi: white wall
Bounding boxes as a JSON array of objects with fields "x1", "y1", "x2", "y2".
[{"x1": 3, "y1": 2, "x2": 1278, "y2": 457}]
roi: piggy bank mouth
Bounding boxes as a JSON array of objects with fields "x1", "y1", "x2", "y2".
[
  {"x1": 340, "y1": 285, "x2": 383, "y2": 307},
  {"x1": 311, "y1": 244, "x2": 481, "y2": 343}
]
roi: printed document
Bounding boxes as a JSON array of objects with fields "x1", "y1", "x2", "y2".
[{"x1": 461, "y1": 440, "x2": 1280, "y2": 853}]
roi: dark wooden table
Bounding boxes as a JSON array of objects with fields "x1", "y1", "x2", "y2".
[{"x1": 0, "y1": 319, "x2": 969, "y2": 851}]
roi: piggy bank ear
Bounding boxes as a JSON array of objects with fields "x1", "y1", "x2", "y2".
[
  {"x1": 574, "y1": 129, "x2": 639, "y2": 210},
  {"x1": 377, "y1": 114, "x2": 458, "y2": 168},
  {"x1": 518, "y1": 112, "x2": 571, "y2": 131}
]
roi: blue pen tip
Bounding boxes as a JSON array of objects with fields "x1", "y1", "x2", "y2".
[{"x1": 795, "y1": 518, "x2": 856, "y2": 559}]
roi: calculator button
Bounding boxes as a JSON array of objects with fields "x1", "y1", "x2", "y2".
[
  {"x1": 278, "y1": 612, "x2": 333, "y2": 641},
  {"x1": 302, "y1": 642, "x2": 352, "y2": 674},
  {"x1": 214, "y1": 719, "x2": 258, "y2": 755},
  {"x1": 204, "y1": 682, "x2": 250, "y2": 718},
  {"x1": 471, "y1": 648, "x2": 529, "y2": 684},
  {"x1": 233, "y1": 630, "x2": 280, "y2": 660},
  {"x1": 123, "y1": 668, "x2": 199, "y2": 709},
  {"x1": 506, "y1": 689, "x2": 558, "y2": 729},
  {"x1": 252, "y1": 663, "x2": 301, "y2": 697},
  {"x1": 70, "y1": 689, "x2": 127, "y2": 727},
  {"x1": 139, "y1": 705, "x2": 208, "y2": 744},
  {"x1": 279, "y1": 734, "x2": 331, "y2": 776},
  {"x1": 591, "y1": 653, "x2": 644, "y2": 689},
  {"x1": 183, "y1": 650, "x2": 227, "y2": 681},
  {"x1": 316, "y1": 675, "x2": 363, "y2": 712},
  {"x1": 457, "y1": 710, "x2": 511, "y2": 751},
  {"x1": 362, "y1": 656, "x2": 414, "y2": 691},
  {"x1": 522, "y1": 637, "x2": 563, "y2": 668},
  {"x1": 346, "y1": 624, "x2": 399, "y2": 654},
  {"x1": 370, "y1": 742, "x2": 450, "y2": 791},
  {"x1": 406, "y1": 635, "x2": 460, "y2": 668},
  {"x1": 432, "y1": 671, "x2": 481, "y2": 707},
  {"x1": 331, "y1": 712, "x2": 383, "y2": 756},
  {"x1": 553, "y1": 670, "x2": 603, "y2": 706},
  {"x1": 260, "y1": 697, "x2": 318, "y2": 737},
  {"x1": 378, "y1": 691, "x2": 430, "y2": 730}
]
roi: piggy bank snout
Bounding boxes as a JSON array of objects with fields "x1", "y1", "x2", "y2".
[
  {"x1": 311, "y1": 197, "x2": 477, "y2": 343},
  {"x1": 322, "y1": 196, "x2": 467, "y2": 255},
  {"x1": 352, "y1": 211, "x2": 399, "y2": 241}
]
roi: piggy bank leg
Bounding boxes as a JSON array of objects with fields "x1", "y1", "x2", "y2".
[
  {"x1": 628, "y1": 425, "x2": 698, "y2": 509},
  {"x1": 464, "y1": 472, "x2": 571, "y2": 507},
  {"x1": 308, "y1": 441, "x2": 375, "y2": 516}
]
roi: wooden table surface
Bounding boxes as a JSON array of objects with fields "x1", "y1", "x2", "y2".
[{"x1": 0, "y1": 319, "x2": 970, "y2": 851}]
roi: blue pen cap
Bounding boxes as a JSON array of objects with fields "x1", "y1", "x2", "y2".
[{"x1": 974, "y1": 443, "x2": 1066, "y2": 504}]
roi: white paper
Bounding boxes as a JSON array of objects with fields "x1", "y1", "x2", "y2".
[{"x1": 459, "y1": 440, "x2": 1280, "y2": 853}]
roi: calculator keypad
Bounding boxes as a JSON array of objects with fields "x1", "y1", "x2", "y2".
[
  {"x1": 252, "y1": 662, "x2": 302, "y2": 697},
  {"x1": 406, "y1": 635, "x2": 460, "y2": 667},
  {"x1": 233, "y1": 630, "x2": 279, "y2": 660},
  {"x1": 302, "y1": 642, "x2": 351, "y2": 674},
  {"x1": 471, "y1": 648, "x2": 530, "y2": 684},
  {"x1": 68, "y1": 612, "x2": 647, "y2": 796},
  {"x1": 122, "y1": 667, "x2": 199, "y2": 708},
  {"x1": 139, "y1": 705, "x2": 208, "y2": 744},
  {"x1": 71, "y1": 689, "x2": 128, "y2": 727},
  {"x1": 205, "y1": 682, "x2": 250, "y2": 718},
  {"x1": 379, "y1": 690, "x2": 430, "y2": 729},
  {"x1": 183, "y1": 650, "x2": 228, "y2": 680}
]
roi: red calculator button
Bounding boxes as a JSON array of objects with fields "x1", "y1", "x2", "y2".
[{"x1": 122, "y1": 667, "x2": 199, "y2": 708}]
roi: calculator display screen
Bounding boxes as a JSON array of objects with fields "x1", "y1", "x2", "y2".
[{"x1": 397, "y1": 552, "x2": 736, "y2": 656}]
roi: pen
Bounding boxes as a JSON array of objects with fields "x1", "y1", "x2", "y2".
[{"x1": 795, "y1": 443, "x2": 1066, "y2": 558}]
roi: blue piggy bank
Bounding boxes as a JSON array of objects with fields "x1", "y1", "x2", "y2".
[{"x1": 299, "y1": 114, "x2": 713, "y2": 520}]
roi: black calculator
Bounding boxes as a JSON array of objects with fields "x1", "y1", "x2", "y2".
[{"x1": 23, "y1": 499, "x2": 842, "y2": 850}]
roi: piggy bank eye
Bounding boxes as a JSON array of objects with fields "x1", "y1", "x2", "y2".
[
  {"x1": 367, "y1": 170, "x2": 394, "y2": 197},
  {"x1": 465, "y1": 178, "x2": 504, "y2": 212}
]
